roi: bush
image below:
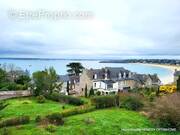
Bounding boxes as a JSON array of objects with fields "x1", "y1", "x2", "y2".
[
  {"x1": 148, "y1": 92, "x2": 180, "y2": 130},
  {"x1": 96, "y1": 91, "x2": 101, "y2": 96},
  {"x1": 0, "y1": 87, "x2": 9, "y2": 91},
  {"x1": 61, "y1": 105, "x2": 95, "y2": 117},
  {"x1": 47, "y1": 93, "x2": 84, "y2": 106},
  {"x1": 45, "y1": 124, "x2": 57, "y2": 133},
  {"x1": 0, "y1": 116, "x2": 30, "y2": 128},
  {"x1": 62, "y1": 106, "x2": 65, "y2": 109},
  {"x1": 35, "y1": 115, "x2": 42, "y2": 123},
  {"x1": 46, "y1": 113, "x2": 64, "y2": 125},
  {"x1": 89, "y1": 88, "x2": 95, "y2": 97},
  {"x1": 91, "y1": 96, "x2": 116, "y2": 109},
  {"x1": 1, "y1": 128, "x2": 10, "y2": 135},
  {"x1": 121, "y1": 96, "x2": 144, "y2": 111},
  {"x1": 0, "y1": 82, "x2": 27, "y2": 91},
  {"x1": 36, "y1": 95, "x2": 46, "y2": 103}
]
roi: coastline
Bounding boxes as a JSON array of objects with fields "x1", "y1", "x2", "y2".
[
  {"x1": 138, "y1": 63, "x2": 180, "y2": 84},
  {"x1": 139, "y1": 63, "x2": 180, "y2": 72}
]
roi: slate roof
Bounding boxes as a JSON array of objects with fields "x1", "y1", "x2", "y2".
[
  {"x1": 88, "y1": 67, "x2": 130, "y2": 80},
  {"x1": 58, "y1": 75, "x2": 79, "y2": 83},
  {"x1": 88, "y1": 67, "x2": 160, "y2": 85}
]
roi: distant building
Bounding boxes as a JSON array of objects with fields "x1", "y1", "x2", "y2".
[
  {"x1": 58, "y1": 75, "x2": 80, "y2": 95},
  {"x1": 174, "y1": 69, "x2": 180, "y2": 83},
  {"x1": 79, "y1": 67, "x2": 161, "y2": 95}
]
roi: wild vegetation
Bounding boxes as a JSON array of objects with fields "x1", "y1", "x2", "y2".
[{"x1": 0, "y1": 64, "x2": 30, "y2": 91}]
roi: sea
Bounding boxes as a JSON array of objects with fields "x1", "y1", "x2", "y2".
[{"x1": 0, "y1": 58, "x2": 175, "y2": 84}]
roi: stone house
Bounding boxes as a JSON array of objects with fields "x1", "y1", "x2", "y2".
[
  {"x1": 79, "y1": 67, "x2": 161, "y2": 95},
  {"x1": 58, "y1": 75, "x2": 81, "y2": 95}
]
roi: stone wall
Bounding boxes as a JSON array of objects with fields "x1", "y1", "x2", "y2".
[
  {"x1": 0, "y1": 90, "x2": 31, "y2": 100},
  {"x1": 79, "y1": 69, "x2": 93, "y2": 96}
]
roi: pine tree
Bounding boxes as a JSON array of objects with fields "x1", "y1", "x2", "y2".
[
  {"x1": 67, "y1": 81, "x2": 70, "y2": 95},
  {"x1": 85, "y1": 84, "x2": 88, "y2": 98},
  {"x1": 89, "y1": 87, "x2": 94, "y2": 97}
]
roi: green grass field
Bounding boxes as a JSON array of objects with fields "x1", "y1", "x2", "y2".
[
  {"x1": 0, "y1": 97, "x2": 74, "y2": 120},
  {"x1": 0, "y1": 98, "x2": 179, "y2": 135}
]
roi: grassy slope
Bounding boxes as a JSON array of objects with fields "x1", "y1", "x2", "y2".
[
  {"x1": 2, "y1": 108, "x2": 178, "y2": 135},
  {"x1": 0, "y1": 97, "x2": 74, "y2": 120},
  {"x1": 0, "y1": 98, "x2": 179, "y2": 135}
]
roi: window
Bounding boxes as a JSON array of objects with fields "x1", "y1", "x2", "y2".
[
  {"x1": 94, "y1": 83, "x2": 96, "y2": 87},
  {"x1": 93, "y1": 74, "x2": 97, "y2": 79}
]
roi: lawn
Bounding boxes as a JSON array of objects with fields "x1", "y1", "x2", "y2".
[
  {"x1": 0, "y1": 98, "x2": 179, "y2": 135},
  {"x1": 0, "y1": 97, "x2": 74, "y2": 120},
  {"x1": 1, "y1": 107, "x2": 179, "y2": 135}
]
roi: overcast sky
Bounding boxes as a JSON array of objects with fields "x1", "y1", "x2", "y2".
[{"x1": 0, "y1": 0, "x2": 180, "y2": 59}]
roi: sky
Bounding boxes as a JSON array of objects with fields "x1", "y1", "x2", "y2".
[{"x1": 0, "y1": 0, "x2": 180, "y2": 59}]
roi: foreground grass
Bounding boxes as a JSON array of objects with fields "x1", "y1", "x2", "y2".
[
  {"x1": 0, "y1": 97, "x2": 74, "y2": 120},
  {"x1": 1, "y1": 108, "x2": 179, "y2": 135}
]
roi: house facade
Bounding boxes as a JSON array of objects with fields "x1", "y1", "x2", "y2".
[{"x1": 79, "y1": 67, "x2": 161, "y2": 95}]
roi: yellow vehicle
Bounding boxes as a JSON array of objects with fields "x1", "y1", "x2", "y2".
[{"x1": 159, "y1": 85, "x2": 176, "y2": 93}]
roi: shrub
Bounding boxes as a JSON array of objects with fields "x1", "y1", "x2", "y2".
[
  {"x1": 35, "y1": 115, "x2": 42, "y2": 123},
  {"x1": 46, "y1": 113, "x2": 64, "y2": 125},
  {"x1": 96, "y1": 91, "x2": 101, "y2": 96},
  {"x1": 45, "y1": 124, "x2": 57, "y2": 133},
  {"x1": 0, "y1": 82, "x2": 27, "y2": 91},
  {"x1": 148, "y1": 92, "x2": 180, "y2": 130},
  {"x1": 36, "y1": 95, "x2": 46, "y2": 103},
  {"x1": 0, "y1": 116, "x2": 30, "y2": 128},
  {"x1": 0, "y1": 87, "x2": 9, "y2": 91},
  {"x1": 89, "y1": 87, "x2": 95, "y2": 97},
  {"x1": 121, "y1": 96, "x2": 144, "y2": 111},
  {"x1": 1, "y1": 128, "x2": 10, "y2": 135},
  {"x1": 62, "y1": 106, "x2": 65, "y2": 109},
  {"x1": 91, "y1": 96, "x2": 116, "y2": 109},
  {"x1": 47, "y1": 93, "x2": 84, "y2": 106},
  {"x1": 61, "y1": 105, "x2": 95, "y2": 117}
]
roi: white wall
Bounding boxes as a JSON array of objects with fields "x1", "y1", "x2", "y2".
[
  {"x1": 113, "y1": 80, "x2": 132, "y2": 90},
  {"x1": 113, "y1": 82, "x2": 118, "y2": 90},
  {"x1": 93, "y1": 81, "x2": 106, "y2": 89}
]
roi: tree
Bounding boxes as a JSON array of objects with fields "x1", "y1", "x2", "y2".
[
  {"x1": 66, "y1": 62, "x2": 84, "y2": 76},
  {"x1": 177, "y1": 76, "x2": 180, "y2": 91},
  {"x1": 67, "y1": 81, "x2": 70, "y2": 95},
  {"x1": 0, "y1": 68, "x2": 7, "y2": 83},
  {"x1": 15, "y1": 75, "x2": 31, "y2": 85},
  {"x1": 85, "y1": 84, "x2": 88, "y2": 98},
  {"x1": 45, "y1": 67, "x2": 59, "y2": 94},
  {"x1": 32, "y1": 67, "x2": 60, "y2": 96},
  {"x1": 89, "y1": 87, "x2": 94, "y2": 97},
  {"x1": 32, "y1": 71, "x2": 47, "y2": 96}
]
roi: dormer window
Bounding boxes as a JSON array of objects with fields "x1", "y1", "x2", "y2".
[
  {"x1": 105, "y1": 73, "x2": 108, "y2": 80},
  {"x1": 123, "y1": 72, "x2": 126, "y2": 78},
  {"x1": 119, "y1": 73, "x2": 122, "y2": 79},
  {"x1": 129, "y1": 72, "x2": 131, "y2": 78},
  {"x1": 93, "y1": 74, "x2": 97, "y2": 79}
]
